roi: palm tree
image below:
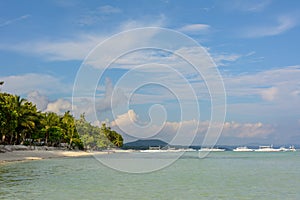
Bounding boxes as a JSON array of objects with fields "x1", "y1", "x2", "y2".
[
  {"x1": 113, "y1": 133, "x2": 123, "y2": 147},
  {"x1": 10, "y1": 95, "x2": 27, "y2": 144},
  {"x1": 40, "y1": 112, "x2": 61, "y2": 145},
  {"x1": 62, "y1": 111, "x2": 77, "y2": 149},
  {"x1": 0, "y1": 94, "x2": 25, "y2": 144},
  {"x1": 16, "y1": 102, "x2": 40, "y2": 145}
]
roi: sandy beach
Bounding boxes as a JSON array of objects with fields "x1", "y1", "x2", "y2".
[{"x1": 0, "y1": 150, "x2": 109, "y2": 164}]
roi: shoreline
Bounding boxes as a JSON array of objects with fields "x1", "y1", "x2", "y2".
[{"x1": 0, "y1": 150, "x2": 110, "y2": 165}]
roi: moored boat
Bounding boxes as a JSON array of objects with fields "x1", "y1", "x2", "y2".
[
  {"x1": 233, "y1": 146, "x2": 253, "y2": 152},
  {"x1": 140, "y1": 146, "x2": 182, "y2": 153},
  {"x1": 199, "y1": 147, "x2": 225, "y2": 152},
  {"x1": 288, "y1": 145, "x2": 296, "y2": 152},
  {"x1": 178, "y1": 148, "x2": 197, "y2": 152},
  {"x1": 277, "y1": 145, "x2": 296, "y2": 152},
  {"x1": 254, "y1": 145, "x2": 281, "y2": 152}
]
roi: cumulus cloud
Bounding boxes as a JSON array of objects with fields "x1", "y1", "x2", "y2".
[
  {"x1": 27, "y1": 91, "x2": 49, "y2": 111},
  {"x1": 72, "y1": 78, "x2": 128, "y2": 122},
  {"x1": 26, "y1": 91, "x2": 74, "y2": 115},
  {"x1": 96, "y1": 78, "x2": 127, "y2": 113},
  {"x1": 111, "y1": 109, "x2": 138, "y2": 128},
  {"x1": 25, "y1": 90, "x2": 75, "y2": 115},
  {"x1": 110, "y1": 109, "x2": 167, "y2": 139},
  {"x1": 222, "y1": 121, "x2": 273, "y2": 138},
  {"x1": 163, "y1": 120, "x2": 273, "y2": 140},
  {"x1": 45, "y1": 99, "x2": 72, "y2": 115},
  {"x1": 110, "y1": 109, "x2": 274, "y2": 144}
]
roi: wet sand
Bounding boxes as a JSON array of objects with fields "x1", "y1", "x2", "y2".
[{"x1": 0, "y1": 150, "x2": 109, "y2": 164}]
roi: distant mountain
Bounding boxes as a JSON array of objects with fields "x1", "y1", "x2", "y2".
[{"x1": 123, "y1": 139, "x2": 168, "y2": 149}]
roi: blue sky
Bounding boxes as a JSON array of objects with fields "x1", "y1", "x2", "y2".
[{"x1": 1, "y1": 0, "x2": 300, "y2": 145}]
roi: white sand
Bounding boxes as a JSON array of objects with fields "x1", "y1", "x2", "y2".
[{"x1": 0, "y1": 150, "x2": 109, "y2": 164}]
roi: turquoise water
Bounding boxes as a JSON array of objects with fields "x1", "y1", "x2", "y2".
[{"x1": 1, "y1": 152, "x2": 299, "y2": 200}]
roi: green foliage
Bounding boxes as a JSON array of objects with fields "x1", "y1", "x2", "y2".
[
  {"x1": 76, "y1": 114, "x2": 123, "y2": 150},
  {"x1": 0, "y1": 91, "x2": 123, "y2": 149}
]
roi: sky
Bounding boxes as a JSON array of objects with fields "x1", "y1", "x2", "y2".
[{"x1": 0, "y1": 0, "x2": 300, "y2": 145}]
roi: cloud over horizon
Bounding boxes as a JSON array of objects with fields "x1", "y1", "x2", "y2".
[{"x1": 109, "y1": 109, "x2": 274, "y2": 144}]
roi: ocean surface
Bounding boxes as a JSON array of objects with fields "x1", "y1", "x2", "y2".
[{"x1": 1, "y1": 151, "x2": 299, "y2": 200}]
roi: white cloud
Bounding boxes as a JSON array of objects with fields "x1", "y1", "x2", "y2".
[
  {"x1": 27, "y1": 91, "x2": 49, "y2": 111},
  {"x1": 45, "y1": 99, "x2": 72, "y2": 115},
  {"x1": 69, "y1": 28, "x2": 219, "y2": 112},
  {"x1": 178, "y1": 24, "x2": 210, "y2": 34},
  {"x1": 110, "y1": 109, "x2": 167, "y2": 139},
  {"x1": 71, "y1": 78, "x2": 128, "y2": 121},
  {"x1": 243, "y1": 15, "x2": 297, "y2": 38},
  {"x1": 224, "y1": 65, "x2": 300, "y2": 122},
  {"x1": 111, "y1": 109, "x2": 138, "y2": 128},
  {"x1": 3, "y1": 34, "x2": 106, "y2": 61},
  {"x1": 1, "y1": 17, "x2": 165, "y2": 61},
  {"x1": 222, "y1": 121, "x2": 273, "y2": 138},
  {"x1": 224, "y1": 65, "x2": 300, "y2": 99},
  {"x1": 95, "y1": 78, "x2": 127, "y2": 113},
  {"x1": 26, "y1": 91, "x2": 75, "y2": 115},
  {"x1": 0, "y1": 73, "x2": 68, "y2": 95},
  {"x1": 26, "y1": 92, "x2": 74, "y2": 115},
  {"x1": 260, "y1": 87, "x2": 278, "y2": 101},
  {"x1": 110, "y1": 109, "x2": 274, "y2": 144},
  {"x1": 213, "y1": 53, "x2": 241, "y2": 66}
]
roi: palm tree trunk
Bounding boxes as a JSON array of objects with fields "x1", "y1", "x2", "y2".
[{"x1": 10, "y1": 132, "x2": 13, "y2": 144}]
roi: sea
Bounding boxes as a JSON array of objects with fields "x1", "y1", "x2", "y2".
[{"x1": 0, "y1": 151, "x2": 299, "y2": 200}]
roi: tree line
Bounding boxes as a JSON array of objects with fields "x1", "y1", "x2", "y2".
[{"x1": 0, "y1": 82, "x2": 123, "y2": 149}]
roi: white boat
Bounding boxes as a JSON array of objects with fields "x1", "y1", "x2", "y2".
[
  {"x1": 181, "y1": 148, "x2": 197, "y2": 152},
  {"x1": 288, "y1": 145, "x2": 296, "y2": 152},
  {"x1": 140, "y1": 146, "x2": 181, "y2": 153},
  {"x1": 233, "y1": 146, "x2": 253, "y2": 152},
  {"x1": 199, "y1": 147, "x2": 225, "y2": 152},
  {"x1": 279, "y1": 147, "x2": 288, "y2": 152},
  {"x1": 278, "y1": 145, "x2": 297, "y2": 152},
  {"x1": 254, "y1": 145, "x2": 281, "y2": 152}
]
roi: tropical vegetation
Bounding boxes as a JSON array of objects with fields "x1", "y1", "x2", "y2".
[{"x1": 0, "y1": 82, "x2": 123, "y2": 149}]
